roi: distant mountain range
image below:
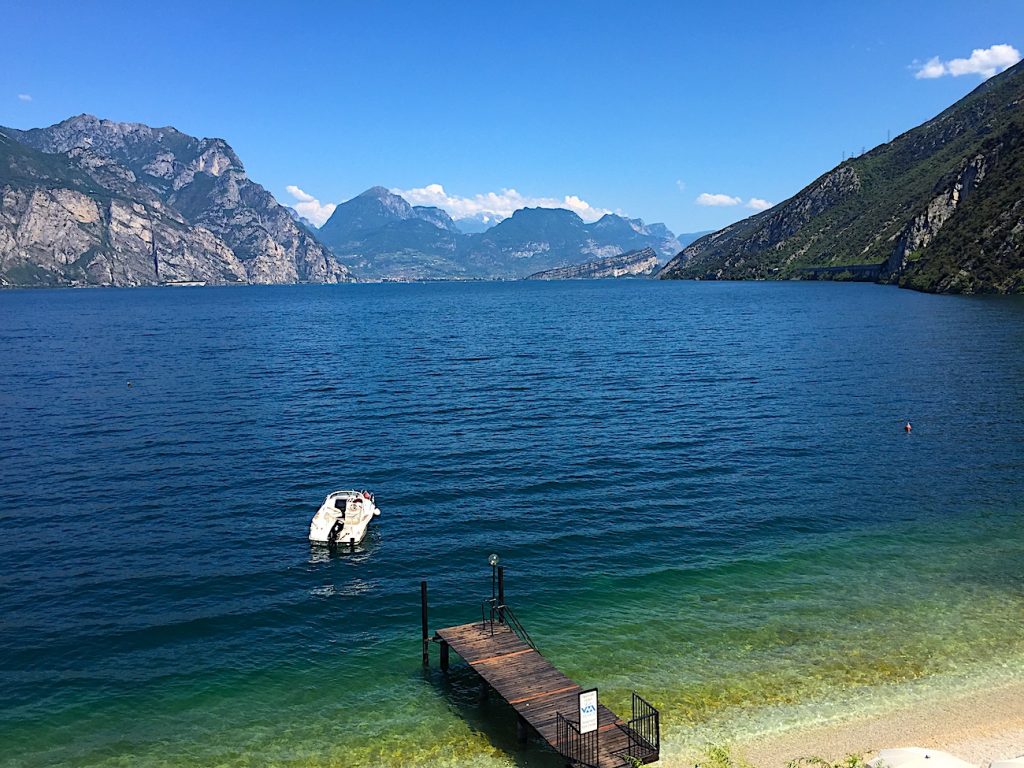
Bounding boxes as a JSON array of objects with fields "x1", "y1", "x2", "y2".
[
  {"x1": 0, "y1": 114, "x2": 689, "y2": 286},
  {"x1": 316, "y1": 186, "x2": 684, "y2": 279},
  {"x1": 5, "y1": 57, "x2": 1022, "y2": 293},
  {"x1": 526, "y1": 246, "x2": 660, "y2": 280},
  {"x1": 659, "y1": 60, "x2": 1024, "y2": 294},
  {"x1": 0, "y1": 115, "x2": 353, "y2": 286}
]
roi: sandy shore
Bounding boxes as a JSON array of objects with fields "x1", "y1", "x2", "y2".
[{"x1": 725, "y1": 679, "x2": 1024, "y2": 768}]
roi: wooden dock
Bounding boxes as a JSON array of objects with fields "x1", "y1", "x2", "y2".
[{"x1": 423, "y1": 576, "x2": 660, "y2": 768}]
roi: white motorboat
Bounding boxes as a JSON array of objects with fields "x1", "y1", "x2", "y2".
[{"x1": 309, "y1": 490, "x2": 380, "y2": 546}]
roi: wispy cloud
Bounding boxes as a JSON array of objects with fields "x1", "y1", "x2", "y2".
[
  {"x1": 695, "y1": 193, "x2": 742, "y2": 207},
  {"x1": 285, "y1": 185, "x2": 336, "y2": 226},
  {"x1": 696, "y1": 193, "x2": 773, "y2": 211},
  {"x1": 914, "y1": 44, "x2": 1021, "y2": 80},
  {"x1": 675, "y1": 179, "x2": 687, "y2": 192},
  {"x1": 17, "y1": 93, "x2": 32, "y2": 102},
  {"x1": 393, "y1": 183, "x2": 613, "y2": 223}
]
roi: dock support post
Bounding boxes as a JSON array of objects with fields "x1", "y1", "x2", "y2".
[
  {"x1": 349, "y1": 539, "x2": 355, "y2": 553},
  {"x1": 497, "y1": 566, "x2": 505, "y2": 624},
  {"x1": 516, "y1": 713, "x2": 528, "y2": 743},
  {"x1": 420, "y1": 580, "x2": 429, "y2": 667},
  {"x1": 440, "y1": 641, "x2": 449, "y2": 672}
]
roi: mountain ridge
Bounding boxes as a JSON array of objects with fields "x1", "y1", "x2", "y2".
[
  {"x1": 319, "y1": 192, "x2": 682, "y2": 280},
  {"x1": 658, "y1": 61, "x2": 1024, "y2": 293}
]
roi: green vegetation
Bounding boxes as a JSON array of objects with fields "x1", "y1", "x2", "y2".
[
  {"x1": 788, "y1": 755, "x2": 871, "y2": 768},
  {"x1": 697, "y1": 745, "x2": 753, "y2": 768}
]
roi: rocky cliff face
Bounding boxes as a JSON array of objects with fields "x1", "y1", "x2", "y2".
[
  {"x1": 660, "y1": 61, "x2": 1024, "y2": 294},
  {"x1": 526, "y1": 246, "x2": 660, "y2": 280},
  {"x1": 1, "y1": 115, "x2": 354, "y2": 286}
]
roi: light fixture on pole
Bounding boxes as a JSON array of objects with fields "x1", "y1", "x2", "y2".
[{"x1": 488, "y1": 553, "x2": 500, "y2": 602}]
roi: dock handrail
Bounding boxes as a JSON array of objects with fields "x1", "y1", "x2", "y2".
[
  {"x1": 556, "y1": 711, "x2": 599, "y2": 768},
  {"x1": 480, "y1": 598, "x2": 496, "y2": 631},
  {"x1": 616, "y1": 691, "x2": 660, "y2": 763},
  {"x1": 479, "y1": 598, "x2": 537, "y2": 651},
  {"x1": 497, "y1": 602, "x2": 536, "y2": 651}
]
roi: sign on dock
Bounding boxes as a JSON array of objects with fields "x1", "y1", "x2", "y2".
[{"x1": 580, "y1": 689, "x2": 598, "y2": 734}]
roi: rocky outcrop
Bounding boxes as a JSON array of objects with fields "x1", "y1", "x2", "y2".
[
  {"x1": 526, "y1": 247, "x2": 660, "y2": 280},
  {"x1": 886, "y1": 154, "x2": 987, "y2": 275},
  {"x1": 898, "y1": 121, "x2": 1024, "y2": 293},
  {"x1": 660, "y1": 60, "x2": 1024, "y2": 293},
  {"x1": 1, "y1": 115, "x2": 354, "y2": 286}
]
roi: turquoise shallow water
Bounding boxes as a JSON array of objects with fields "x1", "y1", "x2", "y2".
[{"x1": 1, "y1": 280, "x2": 1022, "y2": 767}]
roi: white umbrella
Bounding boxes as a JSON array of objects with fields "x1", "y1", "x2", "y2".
[
  {"x1": 870, "y1": 748, "x2": 975, "y2": 768},
  {"x1": 991, "y1": 758, "x2": 1024, "y2": 768}
]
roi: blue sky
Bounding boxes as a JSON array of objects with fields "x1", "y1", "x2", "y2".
[{"x1": 3, "y1": 1, "x2": 1022, "y2": 234}]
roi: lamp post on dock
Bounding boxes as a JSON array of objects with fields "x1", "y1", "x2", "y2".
[{"x1": 488, "y1": 553, "x2": 500, "y2": 603}]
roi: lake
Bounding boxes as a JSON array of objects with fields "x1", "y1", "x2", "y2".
[{"x1": 1, "y1": 280, "x2": 1022, "y2": 767}]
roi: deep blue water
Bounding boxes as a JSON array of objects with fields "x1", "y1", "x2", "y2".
[{"x1": 1, "y1": 281, "x2": 1022, "y2": 767}]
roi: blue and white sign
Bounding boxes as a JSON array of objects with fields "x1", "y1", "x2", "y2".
[{"x1": 579, "y1": 688, "x2": 598, "y2": 734}]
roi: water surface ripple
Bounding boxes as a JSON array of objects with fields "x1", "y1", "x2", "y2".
[{"x1": 1, "y1": 281, "x2": 1022, "y2": 766}]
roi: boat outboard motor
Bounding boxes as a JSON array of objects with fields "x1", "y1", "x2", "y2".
[{"x1": 327, "y1": 519, "x2": 345, "y2": 549}]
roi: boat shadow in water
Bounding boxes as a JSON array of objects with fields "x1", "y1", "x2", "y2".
[{"x1": 420, "y1": 663, "x2": 567, "y2": 768}]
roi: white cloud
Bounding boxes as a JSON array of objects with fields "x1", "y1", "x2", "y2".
[
  {"x1": 696, "y1": 192, "x2": 742, "y2": 207},
  {"x1": 914, "y1": 44, "x2": 1021, "y2": 80},
  {"x1": 17, "y1": 93, "x2": 32, "y2": 102},
  {"x1": 392, "y1": 183, "x2": 613, "y2": 223},
  {"x1": 675, "y1": 179, "x2": 687, "y2": 192},
  {"x1": 914, "y1": 57, "x2": 947, "y2": 79},
  {"x1": 747, "y1": 198, "x2": 774, "y2": 211},
  {"x1": 285, "y1": 185, "x2": 336, "y2": 226}
]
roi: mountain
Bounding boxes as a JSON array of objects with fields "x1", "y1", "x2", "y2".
[
  {"x1": 457, "y1": 208, "x2": 680, "y2": 278},
  {"x1": 318, "y1": 186, "x2": 416, "y2": 240},
  {"x1": 317, "y1": 188, "x2": 682, "y2": 279},
  {"x1": 659, "y1": 61, "x2": 1024, "y2": 294},
  {"x1": 526, "y1": 246, "x2": 660, "y2": 280},
  {"x1": 329, "y1": 218, "x2": 463, "y2": 279},
  {"x1": 588, "y1": 214, "x2": 680, "y2": 255},
  {"x1": 1, "y1": 115, "x2": 354, "y2": 287},
  {"x1": 462, "y1": 207, "x2": 591, "y2": 275},
  {"x1": 317, "y1": 187, "x2": 464, "y2": 279},
  {"x1": 0, "y1": 127, "x2": 246, "y2": 286}
]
